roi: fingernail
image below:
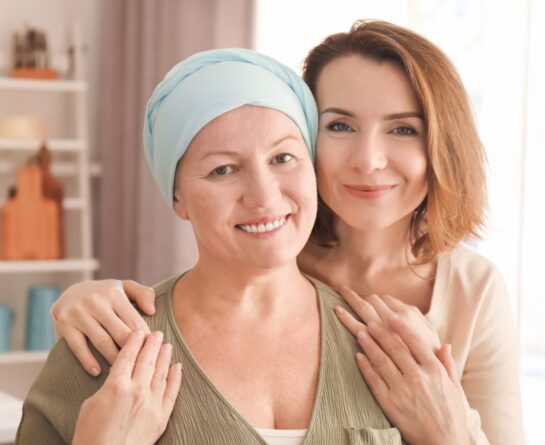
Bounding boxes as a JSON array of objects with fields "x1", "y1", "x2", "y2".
[
  {"x1": 356, "y1": 352, "x2": 365, "y2": 362},
  {"x1": 176, "y1": 363, "x2": 182, "y2": 373},
  {"x1": 135, "y1": 329, "x2": 145, "y2": 338},
  {"x1": 164, "y1": 343, "x2": 172, "y2": 353},
  {"x1": 153, "y1": 331, "x2": 164, "y2": 341},
  {"x1": 90, "y1": 367, "x2": 100, "y2": 376},
  {"x1": 335, "y1": 306, "x2": 345, "y2": 314}
]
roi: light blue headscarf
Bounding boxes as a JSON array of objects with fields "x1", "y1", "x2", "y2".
[{"x1": 143, "y1": 48, "x2": 318, "y2": 205}]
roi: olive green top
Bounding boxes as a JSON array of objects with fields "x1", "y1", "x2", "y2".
[{"x1": 16, "y1": 275, "x2": 402, "y2": 444}]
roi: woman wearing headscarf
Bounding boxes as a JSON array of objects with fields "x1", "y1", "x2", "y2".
[{"x1": 16, "y1": 48, "x2": 407, "y2": 445}]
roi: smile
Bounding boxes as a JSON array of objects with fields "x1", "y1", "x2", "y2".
[
  {"x1": 344, "y1": 184, "x2": 397, "y2": 200},
  {"x1": 236, "y1": 215, "x2": 288, "y2": 234}
]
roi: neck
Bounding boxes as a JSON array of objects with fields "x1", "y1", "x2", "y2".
[
  {"x1": 333, "y1": 214, "x2": 414, "y2": 274},
  {"x1": 175, "y1": 257, "x2": 314, "y2": 322}
]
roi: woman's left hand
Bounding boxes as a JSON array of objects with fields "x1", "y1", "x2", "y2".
[
  {"x1": 335, "y1": 289, "x2": 472, "y2": 445},
  {"x1": 336, "y1": 288, "x2": 441, "y2": 352}
]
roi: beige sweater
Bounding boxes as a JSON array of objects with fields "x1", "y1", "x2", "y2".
[
  {"x1": 427, "y1": 245, "x2": 525, "y2": 445},
  {"x1": 16, "y1": 276, "x2": 402, "y2": 445}
]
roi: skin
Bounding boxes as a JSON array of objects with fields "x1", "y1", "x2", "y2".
[
  {"x1": 72, "y1": 330, "x2": 182, "y2": 445},
  {"x1": 52, "y1": 59, "x2": 478, "y2": 443},
  {"x1": 299, "y1": 56, "x2": 472, "y2": 444},
  {"x1": 168, "y1": 105, "x2": 320, "y2": 428},
  {"x1": 299, "y1": 55, "x2": 433, "y2": 311}
]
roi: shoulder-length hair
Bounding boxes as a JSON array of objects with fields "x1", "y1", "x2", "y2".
[{"x1": 302, "y1": 19, "x2": 487, "y2": 265}]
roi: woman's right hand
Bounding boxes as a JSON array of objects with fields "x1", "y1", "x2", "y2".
[
  {"x1": 51, "y1": 280, "x2": 157, "y2": 376},
  {"x1": 72, "y1": 330, "x2": 182, "y2": 445}
]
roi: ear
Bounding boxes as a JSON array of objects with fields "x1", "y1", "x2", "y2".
[{"x1": 173, "y1": 192, "x2": 189, "y2": 220}]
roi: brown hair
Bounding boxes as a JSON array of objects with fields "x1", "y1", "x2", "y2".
[{"x1": 303, "y1": 19, "x2": 487, "y2": 265}]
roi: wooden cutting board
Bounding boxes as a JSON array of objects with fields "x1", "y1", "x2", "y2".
[
  {"x1": 37, "y1": 144, "x2": 64, "y2": 256},
  {"x1": 1, "y1": 165, "x2": 61, "y2": 260}
]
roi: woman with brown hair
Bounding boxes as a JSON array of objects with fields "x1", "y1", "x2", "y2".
[{"x1": 51, "y1": 20, "x2": 524, "y2": 444}]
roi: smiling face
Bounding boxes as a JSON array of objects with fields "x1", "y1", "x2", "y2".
[
  {"x1": 315, "y1": 55, "x2": 428, "y2": 234},
  {"x1": 173, "y1": 105, "x2": 317, "y2": 271}
]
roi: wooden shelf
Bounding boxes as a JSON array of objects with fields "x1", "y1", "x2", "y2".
[
  {"x1": 0, "y1": 77, "x2": 87, "y2": 92},
  {"x1": 0, "y1": 160, "x2": 102, "y2": 177},
  {"x1": 0, "y1": 138, "x2": 85, "y2": 152},
  {"x1": 0, "y1": 259, "x2": 99, "y2": 273},
  {"x1": 0, "y1": 197, "x2": 83, "y2": 210},
  {"x1": 0, "y1": 351, "x2": 48, "y2": 366}
]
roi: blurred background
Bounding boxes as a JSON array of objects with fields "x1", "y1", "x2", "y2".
[{"x1": 0, "y1": 0, "x2": 543, "y2": 443}]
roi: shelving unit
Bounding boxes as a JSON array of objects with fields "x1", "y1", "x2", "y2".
[
  {"x1": 0, "y1": 32, "x2": 98, "y2": 410},
  {"x1": 0, "y1": 138, "x2": 85, "y2": 151},
  {"x1": 0, "y1": 77, "x2": 87, "y2": 92}
]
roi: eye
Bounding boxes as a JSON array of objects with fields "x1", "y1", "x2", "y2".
[
  {"x1": 391, "y1": 126, "x2": 417, "y2": 136},
  {"x1": 210, "y1": 165, "x2": 235, "y2": 176},
  {"x1": 327, "y1": 121, "x2": 354, "y2": 132},
  {"x1": 272, "y1": 153, "x2": 294, "y2": 164}
]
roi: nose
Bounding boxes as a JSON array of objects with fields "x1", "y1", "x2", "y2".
[
  {"x1": 242, "y1": 166, "x2": 282, "y2": 210},
  {"x1": 349, "y1": 130, "x2": 388, "y2": 174}
]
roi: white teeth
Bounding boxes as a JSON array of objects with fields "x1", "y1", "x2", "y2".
[{"x1": 239, "y1": 216, "x2": 287, "y2": 234}]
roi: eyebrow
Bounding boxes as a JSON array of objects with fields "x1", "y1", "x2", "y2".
[
  {"x1": 320, "y1": 107, "x2": 423, "y2": 120},
  {"x1": 198, "y1": 134, "x2": 301, "y2": 161},
  {"x1": 199, "y1": 150, "x2": 241, "y2": 161}
]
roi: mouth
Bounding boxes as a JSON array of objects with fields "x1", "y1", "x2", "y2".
[
  {"x1": 236, "y1": 214, "x2": 289, "y2": 235},
  {"x1": 343, "y1": 184, "x2": 397, "y2": 199}
]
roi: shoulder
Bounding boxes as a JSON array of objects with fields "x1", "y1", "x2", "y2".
[
  {"x1": 305, "y1": 274, "x2": 361, "y2": 324},
  {"x1": 306, "y1": 274, "x2": 344, "y2": 307},
  {"x1": 18, "y1": 339, "x2": 107, "y2": 443},
  {"x1": 430, "y1": 243, "x2": 513, "y2": 348},
  {"x1": 439, "y1": 244, "x2": 507, "y2": 305},
  {"x1": 443, "y1": 243, "x2": 503, "y2": 282},
  {"x1": 152, "y1": 274, "x2": 181, "y2": 298},
  {"x1": 141, "y1": 274, "x2": 181, "y2": 330}
]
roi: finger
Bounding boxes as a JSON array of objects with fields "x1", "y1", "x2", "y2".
[
  {"x1": 163, "y1": 363, "x2": 183, "y2": 412},
  {"x1": 86, "y1": 298, "x2": 134, "y2": 348},
  {"x1": 357, "y1": 326, "x2": 403, "y2": 388},
  {"x1": 365, "y1": 294, "x2": 396, "y2": 324},
  {"x1": 77, "y1": 315, "x2": 121, "y2": 365},
  {"x1": 338, "y1": 286, "x2": 381, "y2": 324},
  {"x1": 63, "y1": 327, "x2": 102, "y2": 376},
  {"x1": 151, "y1": 343, "x2": 173, "y2": 395},
  {"x1": 389, "y1": 314, "x2": 436, "y2": 365},
  {"x1": 133, "y1": 331, "x2": 164, "y2": 384},
  {"x1": 366, "y1": 320, "x2": 415, "y2": 376},
  {"x1": 379, "y1": 294, "x2": 412, "y2": 312},
  {"x1": 112, "y1": 290, "x2": 152, "y2": 336},
  {"x1": 356, "y1": 352, "x2": 392, "y2": 409},
  {"x1": 335, "y1": 306, "x2": 366, "y2": 338},
  {"x1": 109, "y1": 330, "x2": 146, "y2": 378},
  {"x1": 436, "y1": 344, "x2": 459, "y2": 382},
  {"x1": 380, "y1": 295, "x2": 440, "y2": 351},
  {"x1": 122, "y1": 280, "x2": 156, "y2": 316}
]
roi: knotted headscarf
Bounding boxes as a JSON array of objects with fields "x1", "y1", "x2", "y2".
[{"x1": 143, "y1": 48, "x2": 318, "y2": 205}]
